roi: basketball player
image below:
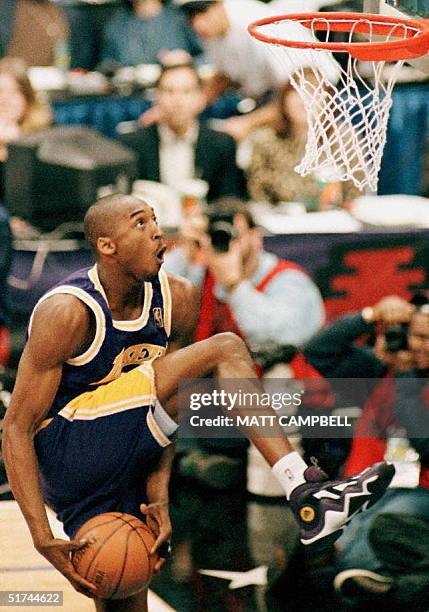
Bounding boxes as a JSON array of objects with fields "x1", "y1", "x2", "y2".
[{"x1": 3, "y1": 195, "x2": 394, "y2": 611}]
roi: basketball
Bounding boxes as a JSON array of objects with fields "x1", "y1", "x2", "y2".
[{"x1": 72, "y1": 512, "x2": 158, "y2": 600}]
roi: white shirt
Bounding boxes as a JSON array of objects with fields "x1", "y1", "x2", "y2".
[
  {"x1": 205, "y1": 0, "x2": 340, "y2": 98},
  {"x1": 158, "y1": 123, "x2": 199, "y2": 189}
]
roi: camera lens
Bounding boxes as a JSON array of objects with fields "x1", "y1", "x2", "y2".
[
  {"x1": 384, "y1": 324, "x2": 409, "y2": 353},
  {"x1": 208, "y1": 220, "x2": 236, "y2": 253}
]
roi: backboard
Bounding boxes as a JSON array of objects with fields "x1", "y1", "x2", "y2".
[{"x1": 364, "y1": 0, "x2": 429, "y2": 72}]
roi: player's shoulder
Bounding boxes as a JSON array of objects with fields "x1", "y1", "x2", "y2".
[
  {"x1": 166, "y1": 272, "x2": 198, "y2": 302},
  {"x1": 31, "y1": 293, "x2": 91, "y2": 332}
]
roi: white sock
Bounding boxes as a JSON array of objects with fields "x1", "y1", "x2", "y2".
[{"x1": 271, "y1": 452, "x2": 308, "y2": 499}]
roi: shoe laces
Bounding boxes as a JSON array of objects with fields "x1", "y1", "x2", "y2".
[{"x1": 309, "y1": 456, "x2": 328, "y2": 480}]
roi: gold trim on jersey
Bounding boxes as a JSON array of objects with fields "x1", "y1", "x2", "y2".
[
  {"x1": 159, "y1": 268, "x2": 172, "y2": 337},
  {"x1": 28, "y1": 285, "x2": 106, "y2": 366},
  {"x1": 58, "y1": 364, "x2": 157, "y2": 421},
  {"x1": 88, "y1": 265, "x2": 153, "y2": 331},
  {"x1": 91, "y1": 343, "x2": 166, "y2": 385},
  {"x1": 42, "y1": 363, "x2": 172, "y2": 448},
  {"x1": 34, "y1": 418, "x2": 53, "y2": 435}
]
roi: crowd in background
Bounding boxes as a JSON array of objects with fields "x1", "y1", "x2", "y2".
[{"x1": 0, "y1": 1, "x2": 428, "y2": 611}]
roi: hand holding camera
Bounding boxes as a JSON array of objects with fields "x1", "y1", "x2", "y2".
[
  {"x1": 205, "y1": 240, "x2": 244, "y2": 292},
  {"x1": 372, "y1": 295, "x2": 415, "y2": 325},
  {"x1": 178, "y1": 213, "x2": 209, "y2": 263},
  {"x1": 365, "y1": 296, "x2": 415, "y2": 356}
]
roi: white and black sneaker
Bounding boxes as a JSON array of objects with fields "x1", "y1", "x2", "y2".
[{"x1": 289, "y1": 462, "x2": 395, "y2": 548}]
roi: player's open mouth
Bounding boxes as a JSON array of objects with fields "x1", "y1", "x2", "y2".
[{"x1": 156, "y1": 245, "x2": 167, "y2": 263}]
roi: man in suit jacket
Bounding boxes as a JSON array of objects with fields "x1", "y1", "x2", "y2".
[{"x1": 119, "y1": 62, "x2": 247, "y2": 202}]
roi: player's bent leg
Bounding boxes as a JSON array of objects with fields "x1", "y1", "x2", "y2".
[
  {"x1": 152, "y1": 332, "x2": 395, "y2": 547},
  {"x1": 153, "y1": 332, "x2": 295, "y2": 463},
  {"x1": 94, "y1": 587, "x2": 148, "y2": 612},
  {"x1": 153, "y1": 332, "x2": 257, "y2": 415}
]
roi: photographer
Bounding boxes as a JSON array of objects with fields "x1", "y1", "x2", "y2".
[
  {"x1": 164, "y1": 199, "x2": 324, "y2": 488},
  {"x1": 297, "y1": 295, "x2": 414, "y2": 479},
  {"x1": 334, "y1": 300, "x2": 429, "y2": 609},
  {"x1": 393, "y1": 303, "x2": 429, "y2": 458},
  {"x1": 165, "y1": 199, "x2": 324, "y2": 351},
  {"x1": 304, "y1": 295, "x2": 415, "y2": 381}
]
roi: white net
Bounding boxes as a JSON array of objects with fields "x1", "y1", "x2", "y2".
[{"x1": 252, "y1": 16, "x2": 424, "y2": 191}]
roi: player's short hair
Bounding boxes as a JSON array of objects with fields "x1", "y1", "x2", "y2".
[{"x1": 84, "y1": 194, "x2": 143, "y2": 251}]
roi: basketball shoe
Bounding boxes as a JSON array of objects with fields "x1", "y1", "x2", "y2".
[{"x1": 288, "y1": 461, "x2": 395, "y2": 547}]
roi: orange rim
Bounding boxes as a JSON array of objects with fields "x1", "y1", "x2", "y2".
[{"x1": 248, "y1": 12, "x2": 429, "y2": 61}]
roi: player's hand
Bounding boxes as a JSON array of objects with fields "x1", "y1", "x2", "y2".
[
  {"x1": 35, "y1": 537, "x2": 97, "y2": 598},
  {"x1": 372, "y1": 296, "x2": 415, "y2": 324},
  {"x1": 140, "y1": 501, "x2": 172, "y2": 573}
]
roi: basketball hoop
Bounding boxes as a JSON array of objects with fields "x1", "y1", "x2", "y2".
[{"x1": 248, "y1": 13, "x2": 429, "y2": 191}]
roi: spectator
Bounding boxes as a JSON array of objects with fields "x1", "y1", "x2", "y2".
[
  {"x1": 164, "y1": 198, "x2": 324, "y2": 350},
  {"x1": 334, "y1": 300, "x2": 429, "y2": 610},
  {"x1": 101, "y1": 0, "x2": 204, "y2": 67},
  {"x1": 165, "y1": 197, "x2": 324, "y2": 488},
  {"x1": 304, "y1": 295, "x2": 415, "y2": 381},
  {"x1": 0, "y1": 57, "x2": 50, "y2": 365},
  {"x1": 174, "y1": 0, "x2": 339, "y2": 141},
  {"x1": 0, "y1": 204, "x2": 11, "y2": 368},
  {"x1": 58, "y1": 0, "x2": 120, "y2": 71},
  {"x1": 247, "y1": 75, "x2": 362, "y2": 208},
  {"x1": 284, "y1": 296, "x2": 413, "y2": 475},
  {"x1": 0, "y1": 57, "x2": 51, "y2": 200},
  {"x1": 119, "y1": 63, "x2": 247, "y2": 201},
  {"x1": 0, "y1": 0, "x2": 69, "y2": 67}
]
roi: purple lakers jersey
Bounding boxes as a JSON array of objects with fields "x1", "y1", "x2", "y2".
[{"x1": 29, "y1": 264, "x2": 171, "y2": 417}]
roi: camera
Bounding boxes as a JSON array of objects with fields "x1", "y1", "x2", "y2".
[
  {"x1": 384, "y1": 323, "x2": 409, "y2": 353},
  {"x1": 252, "y1": 344, "x2": 298, "y2": 370},
  {"x1": 207, "y1": 213, "x2": 237, "y2": 253}
]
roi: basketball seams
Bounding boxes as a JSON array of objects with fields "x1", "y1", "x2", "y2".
[
  {"x1": 131, "y1": 526, "x2": 154, "y2": 558},
  {"x1": 72, "y1": 512, "x2": 155, "y2": 599},
  {"x1": 84, "y1": 521, "x2": 129, "y2": 584},
  {"x1": 114, "y1": 516, "x2": 155, "y2": 586},
  {"x1": 72, "y1": 516, "x2": 125, "y2": 575},
  {"x1": 114, "y1": 516, "x2": 155, "y2": 563},
  {"x1": 75, "y1": 513, "x2": 124, "y2": 540},
  {"x1": 110, "y1": 525, "x2": 135, "y2": 599},
  {"x1": 133, "y1": 525, "x2": 156, "y2": 579}
]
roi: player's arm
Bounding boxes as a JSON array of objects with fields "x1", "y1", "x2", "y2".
[
  {"x1": 141, "y1": 443, "x2": 175, "y2": 571},
  {"x1": 2, "y1": 295, "x2": 97, "y2": 597},
  {"x1": 142, "y1": 275, "x2": 198, "y2": 567},
  {"x1": 166, "y1": 273, "x2": 200, "y2": 352}
]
